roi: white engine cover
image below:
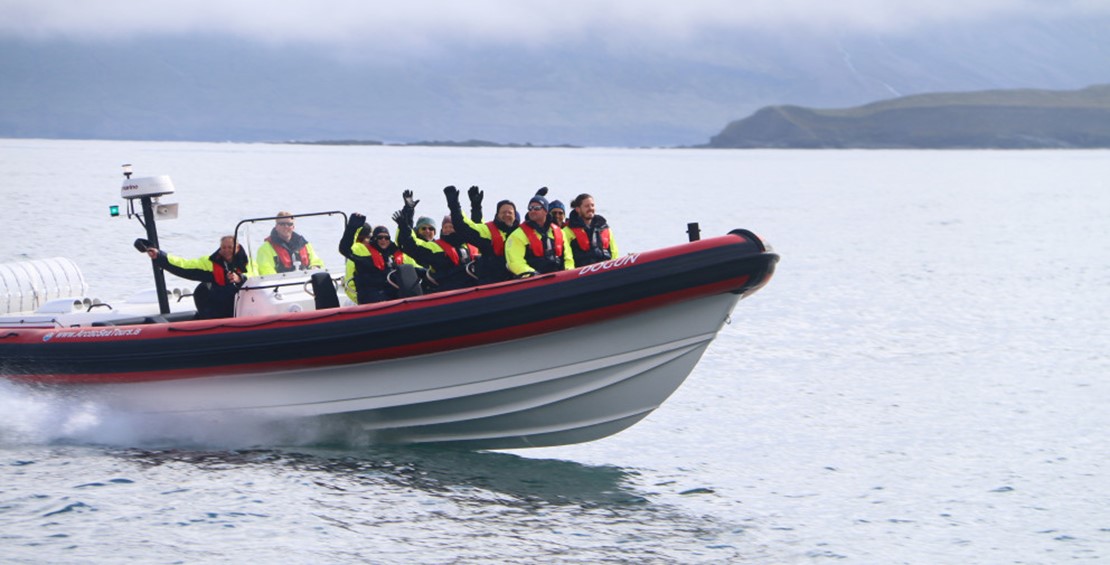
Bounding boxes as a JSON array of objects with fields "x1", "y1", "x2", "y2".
[{"x1": 0, "y1": 257, "x2": 88, "y2": 315}]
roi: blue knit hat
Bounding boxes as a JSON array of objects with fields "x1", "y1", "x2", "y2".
[
  {"x1": 549, "y1": 200, "x2": 565, "y2": 212},
  {"x1": 528, "y1": 195, "x2": 549, "y2": 211}
]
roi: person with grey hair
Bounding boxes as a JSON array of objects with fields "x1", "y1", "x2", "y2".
[
  {"x1": 142, "y1": 235, "x2": 250, "y2": 319},
  {"x1": 254, "y1": 211, "x2": 325, "y2": 275}
]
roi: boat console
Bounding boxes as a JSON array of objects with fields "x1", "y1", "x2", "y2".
[{"x1": 235, "y1": 269, "x2": 345, "y2": 317}]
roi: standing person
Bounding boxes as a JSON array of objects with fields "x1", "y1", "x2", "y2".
[
  {"x1": 548, "y1": 200, "x2": 567, "y2": 228},
  {"x1": 505, "y1": 193, "x2": 574, "y2": 277},
  {"x1": 339, "y1": 214, "x2": 413, "y2": 304},
  {"x1": 443, "y1": 185, "x2": 520, "y2": 284},
  {"x1": 393, "y1": 196, "x2": 479, "y2": 292},
  {"x1": 254, "y1": 212, "x2": 325, "y2": 275},
  {"x1": 143, "y1": 235, "x2": 250, "y2": 319},
  {"x1": 563, "y1": 193, "x2": 619, "y2": 267}
]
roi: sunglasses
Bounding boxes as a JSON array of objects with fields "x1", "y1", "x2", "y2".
[
  {"x1": 277, "y1": 221, "x2": 295, "y2": 227},
  {"x1": 419, "y1": 226, "x2": 436, "y2": 231},
  {"x1": 375, "y1": 235, "x2": 391, "y2": 240},
  {"x1": 528, "y1": 205, "x2": 545, "y2": 211}
]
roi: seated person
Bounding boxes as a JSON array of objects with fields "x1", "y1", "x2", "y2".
[
  {"x1": 563, "y1": 193, "x2": 619, "y2": 267},
  {"x1": 393, "y1": 194, "x2": 480, "y2": 293},
  {"x1": 443, "y1": 185, "x2": 519, "y2": 284},
  {"x1": 255, "y1": 212, "x2": 325, "y2": 275},
  {"x1": 144, "y1": 235, "x2": 250, "y2": 319},
  {"x1": 548, "y1": 199, "x2": 567, "y2": 228},
  {"x1": 339, "y1": 214, "x2": 416, "y2": 304},
  {"x1": 506, "y1": 194, "x2": 574, "y2": 277}
]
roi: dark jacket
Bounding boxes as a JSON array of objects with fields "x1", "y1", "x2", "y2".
[
  {"x1": 449, "y1": 204, "x2": 518, "y2": 284},
  {"x1": 564, "y1": 210, "x2": 615, "y2": 267},
  {"x1": 396, "y1": 229, "x2": 477, "y2": 292},
  {"x1": 155, "y1": 246, "x2": 250, "y2": 319}
]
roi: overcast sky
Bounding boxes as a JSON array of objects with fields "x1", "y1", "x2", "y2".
[{"x1": 3, "y1": 0, "x2": 1109, "y2": 51}]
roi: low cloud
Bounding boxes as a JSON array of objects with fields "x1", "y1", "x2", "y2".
[{"x1": 3, "y1": 0, "x2": 1109, "y2": 49}]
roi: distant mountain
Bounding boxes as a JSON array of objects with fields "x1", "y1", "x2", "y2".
[
  {"x1": 2, "y1": 15, "x2": 1109, "y2": 147},
  {"x1": 706, "y1": 85, "x2": 1110, "y2": 148}
]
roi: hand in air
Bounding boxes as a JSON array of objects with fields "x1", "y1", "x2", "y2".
[
  {"x1": 403, "y1": 190, "x2": 420, "y2": 210},
  {"x1": 468, "y1": 185, "x2": 484, "y2": 205}
]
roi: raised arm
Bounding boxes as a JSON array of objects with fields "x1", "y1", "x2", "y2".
[
  {"x1": 468, "y1": 185, "x2": 484, "y2": 223},
  {"x1": 446, "y1": 185, "x2": 486, "y2": 246},
  {"x1": 338, "y1": 212, "x2": 366, "y2": 261}
]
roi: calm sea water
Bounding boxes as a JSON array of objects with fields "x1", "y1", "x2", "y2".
[{"x1": 2, "y1": 140, "x2": 1108, "y2": 563}]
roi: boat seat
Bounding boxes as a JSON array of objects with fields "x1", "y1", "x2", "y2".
[{"x1": 311, "y1": 272, "x2": 340, "y2": 310}]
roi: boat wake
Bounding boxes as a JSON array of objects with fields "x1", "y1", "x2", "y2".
[{"x1": 0, "y1": 380, "x2": 355, "y2": 449}]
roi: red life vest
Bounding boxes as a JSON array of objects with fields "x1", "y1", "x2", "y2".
[
  {"x1": 486, "y1": 221, "x2": 507, "y2": 256},
  {"x1": 433, "y1": 240, "x2": 479, "y2": 265},
  {"x1": 267, "y1": 237, "x2": 311, "y2": 271},
  {"x1": 362, "y1": 244, "x2": 405, "y2": 271},
  {"x1": 570, "y1": 226, "x2": 611, "y2": 252},
  {"x1": 212, "y1": 262, "x2": 229, "y2": 286},
  {"x1": 518, "y1": 223, "x2": 564, "y2": 258}
]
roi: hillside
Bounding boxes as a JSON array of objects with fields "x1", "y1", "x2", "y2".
[
  {"x1": 706, "y1": 85, "x2": 1110, "y2": 149},
  {"x1": 3, "y1": 13, "x2": 1109, "y2": 147}
]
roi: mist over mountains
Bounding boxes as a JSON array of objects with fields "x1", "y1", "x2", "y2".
[{"x1": 2, "y1": 15, "x2": 1108, "y2": 147}]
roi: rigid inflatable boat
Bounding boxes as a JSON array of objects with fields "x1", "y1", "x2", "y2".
[{"x1": 0, "y1": 169, "x2": 778, "y2": 449}]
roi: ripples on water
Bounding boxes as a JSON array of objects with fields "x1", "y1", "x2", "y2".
[
  {"x1": 3, "y1": 142, "x2": 1109, "y2": 563},
  {"x1": 0, "y1": 378, "x2": 766, "y2": 562},
  {"x1": 2, "y1": 445, "x2": 764, "y2": 563}
]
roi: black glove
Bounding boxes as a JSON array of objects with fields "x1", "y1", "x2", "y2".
[
  {"x1": 403, "y1": 189, "x2": 420, "y2": 210},
  {"x1": 392, "y1": 209, "x2": 409, "y2": 228},
  {"x1": 534, "y1": 186, "x2": 548, "y2": 198},
  {"x1": 468, "y1": 185, "x2": 484, "y2": 222},
  {"x1": 468, "y1": 185, "x2": 484, "y2": 207},
  {"x1": 348, "y1": 212, "x2": 366, "y2": 232},
  {"x1": 444, "y1": 185, "x2": 461, "y2": 208},
  {"x1": 133, "y1": 238, "x2": 151, "y2": 253}
]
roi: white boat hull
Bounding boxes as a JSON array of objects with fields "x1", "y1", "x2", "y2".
[{"x1": 88, "y1": 292, "x2": 741, "y2": 449}]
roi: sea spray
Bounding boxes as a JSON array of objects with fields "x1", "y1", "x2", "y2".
[{"x1": 0, "y1": 380, "x2": 347, "y2": 449}]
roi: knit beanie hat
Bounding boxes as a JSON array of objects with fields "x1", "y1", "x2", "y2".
[
  {"x1": 415, "y1": 216, "x2": 436, "y2": 230},
  {"x1": 528, "y1": 195, "x2": 549, "y2": 211},
  {"x1": 549, "y1": 200, "x2": 565, "y2": 212},
  {"x1": 372, "y1": 225, "x2": 391, "y2": 239}
]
